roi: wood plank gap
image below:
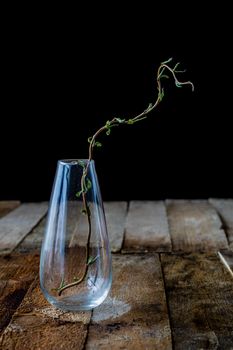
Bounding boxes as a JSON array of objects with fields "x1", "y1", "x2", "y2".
[
  {"x1": 159, "y1": 253, "x2": 175, "y2": 350},
  {"x1": 120, "y1": 200, "x2": 129, "y2": 253},
  {"x1": 83, "y1": 309, "x2": 93, "y2": 350}
]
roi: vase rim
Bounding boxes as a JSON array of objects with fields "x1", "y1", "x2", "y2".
[{"x1": 58, "y1": 159, "x2": 94, "y2": 166}]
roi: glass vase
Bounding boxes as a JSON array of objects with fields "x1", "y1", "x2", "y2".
[{"x1": 40, "y1": 159, "x2": 112, "y2": 311}]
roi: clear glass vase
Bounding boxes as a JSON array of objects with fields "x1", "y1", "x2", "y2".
[{"x1": 40, "y1": 159, "x2": 112, "y2": 311}]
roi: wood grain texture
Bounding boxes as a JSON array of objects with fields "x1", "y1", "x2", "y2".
[
  {"x1": 18, "y1": 202, "x2": 128, "y2": 253},
  {"x1": 0, "y1": 253, "x2": 39, "y2": 334},
  {"x1": 2, "y1": 200, "x2": 233, "y2": 348},
  {"x1": 166, "y1": 200, "x2": 228, "y2": 252},
  {"x1": 0, "y1": 203, "x2": 48, "y2": 255},
  {"x1": 104, "y1": 201, "x2": 127, "y2": 252},
  {"x1": 123, "y1": 201, "x2": 171, "y2": 252},
  {"x1": 17, "y1": 217, "x2": 46, "y2": 252},
  {"x1": 69, "y1": 201, "x2": 127, "y2": 252},
  {"x1": 86, "y1": 254, "x2": 172, "y2": 350},
  {"x1": 0, "y1": 201, "x2": 20, "y2": 218},
  {"x1": 0, "y1": 278, "x2": 91, "y2": 350},
  {"x1": 209, "y1": 198, "x2": 233, "y2": 249},
  {"x1": 161, "y1": 253, "x2": 233, "y2": 349}
]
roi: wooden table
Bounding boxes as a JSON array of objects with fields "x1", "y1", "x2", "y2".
[{"x1": 0, "y1": 200, "x2": 233, "y2": 349}]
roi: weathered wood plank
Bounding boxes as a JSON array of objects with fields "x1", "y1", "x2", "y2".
[
  {"x1": 0, "y1": 277, "x2": 91, "y2": 349},
  {"x1": 123, "y1": 201, "x2": 172, "y2": 252},
  {"x1": 0, "y1": 201, "x2": 20, "y2": 218},
  {"x1": 0, "y1": 253, "x2": 39, "y2": 334},
  {"x1": 0, "y1": 203, "x2": 48, "y2": 255},
  {"x1": 18, "y1": 202, "x2": 128, "y2": 253},
  {"x1": 16, "y1": 217, "x2": 46, "y2": 252},
  {"x1": 161, "y1": 253, "x2": 233, "y2": 349},
  {"x1": 85, "y1": 254, "x2": 172, "y2": 349},
  {"x1": 104, "y1": 201, "x2": 127, "y2": 252},
  {"x1": 166, "y1": 200, "x2": 228, "y2": 252},
  {"x1": 69, "y1": 201, "x2": 127, "y2": 252},
  {"x1": 209, "y1": 198, "x2": 233, "y2": 249}
]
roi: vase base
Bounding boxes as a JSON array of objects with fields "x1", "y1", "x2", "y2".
[{"x1": 40, "y1": 282, "x2": 111, "y2": 312}]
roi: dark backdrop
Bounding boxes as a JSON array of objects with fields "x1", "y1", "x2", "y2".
[{"x1": 1, "y1": 6, "x2": 232, "y2": 201}]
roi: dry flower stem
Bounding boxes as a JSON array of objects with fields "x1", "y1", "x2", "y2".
[{"x1": 56, "y1": 58, "x2": 194, "y2": 295}]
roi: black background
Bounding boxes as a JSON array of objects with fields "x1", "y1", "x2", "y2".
[{"x1": 1, "y1": 5, "x2": 232, "y2": 202}]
